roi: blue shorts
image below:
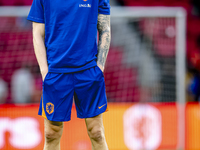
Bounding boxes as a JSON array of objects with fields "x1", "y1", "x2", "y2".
[{"x1": 38, "y1": 66, "x2": 108, "y2": 122}]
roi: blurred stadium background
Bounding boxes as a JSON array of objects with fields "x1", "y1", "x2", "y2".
[{"x1": 0, "y1": 0, "x2": 200, "y2": 149}]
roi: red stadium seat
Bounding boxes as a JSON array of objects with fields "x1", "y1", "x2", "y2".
[
  {"x1": 22, "y1": 0, "x2": 33, "y2": 5},
  {"x1": 170, "y1": 1, "x2": 192, "y2": 12},
  {"x1": 187, "y1": 40, "x2": 197, "y2": 55},
  {"x1": 0, "y1": 0, "x2": 15, "y2": 5},
  {"x1": 187, "y1": 18, "x2": 200, "y2": 39},
  {"x1": 16, "y1": 0, "x2": 33, "y2": 5},
  {"x1": 149, "y1": 0, "x2": 168, "y2": 6},
  {"x1": 0, "y1": 0, "x2": 32, "y2": 5},
  {"x1": 175, "y1": 0, "x2": 191, "y2": 3},
  {"x1": 123, "y1": 0, "x2": 151, "y2": 6}
]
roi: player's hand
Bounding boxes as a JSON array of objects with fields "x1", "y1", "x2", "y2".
[
  {"x1": 41, "y1": 69, "x2": 48, "y2": 81},
  {"x1": 97, "y1": 63, "x2": 104, "y2": 72}
]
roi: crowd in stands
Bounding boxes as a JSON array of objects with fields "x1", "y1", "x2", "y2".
[{"x1": 1, "y1": 0, "x2": 200, "y2": 103}]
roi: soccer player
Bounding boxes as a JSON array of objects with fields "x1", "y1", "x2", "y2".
[{"x1": 27, "y1": 0, "x2": 111, "y2": 149}]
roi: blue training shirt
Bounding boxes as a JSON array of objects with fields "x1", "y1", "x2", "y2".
[{"x1": 27, "y1": 0, "x2": 110, "y2": 73}]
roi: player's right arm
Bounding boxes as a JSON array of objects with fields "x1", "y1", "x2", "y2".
[{"x1": 32, "y1": 22, "x2": 48, "y2": 81}]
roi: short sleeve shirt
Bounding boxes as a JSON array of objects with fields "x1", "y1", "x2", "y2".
[{"x1": 27, "y1": 0, "x2": 110, "y2": 73}]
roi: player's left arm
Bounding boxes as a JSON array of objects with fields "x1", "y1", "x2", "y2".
[{"x1": 97, "y1": 14, "x2": 111, "y2": 72}]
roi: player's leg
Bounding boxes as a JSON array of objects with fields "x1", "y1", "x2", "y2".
[
  {"x1": 74, "y1": 66, "x2": 108, "y2": 149},
  {"x1": 40, "y1": 72, "x2": 74, "y2": 150},
  {"x1": 85, "y1": 114, "x2": 108, "y2": 150},
  {"x1": 43, "y1": 119, "x2": 63, "y2": 150}
]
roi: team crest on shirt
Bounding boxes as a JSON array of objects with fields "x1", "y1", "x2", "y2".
[{"x1": 46, "y1": 102, "x2": 54, "y2": 114}]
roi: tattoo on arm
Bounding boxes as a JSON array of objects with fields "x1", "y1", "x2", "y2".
[{"x1": 97, "y1": 14, "x2": 111, "y2": 69}]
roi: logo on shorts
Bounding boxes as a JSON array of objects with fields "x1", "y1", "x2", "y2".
[
  {"x1": 98, "y1": 103, "x2": 106, "y2": 109},
  {"x1": 46, "y1": 102, "x2": 54, "y2": 114}
]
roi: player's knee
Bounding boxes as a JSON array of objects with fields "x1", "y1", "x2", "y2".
[
  {"x1": 45, "y1": 123, "x2": 63, "y2": 143},
  {"x1": 45, "y1": 131, "x2": 60, "y2": 143},
  {"x1": 88, "y1": 126, "x2": 104, "y2": 143}
]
